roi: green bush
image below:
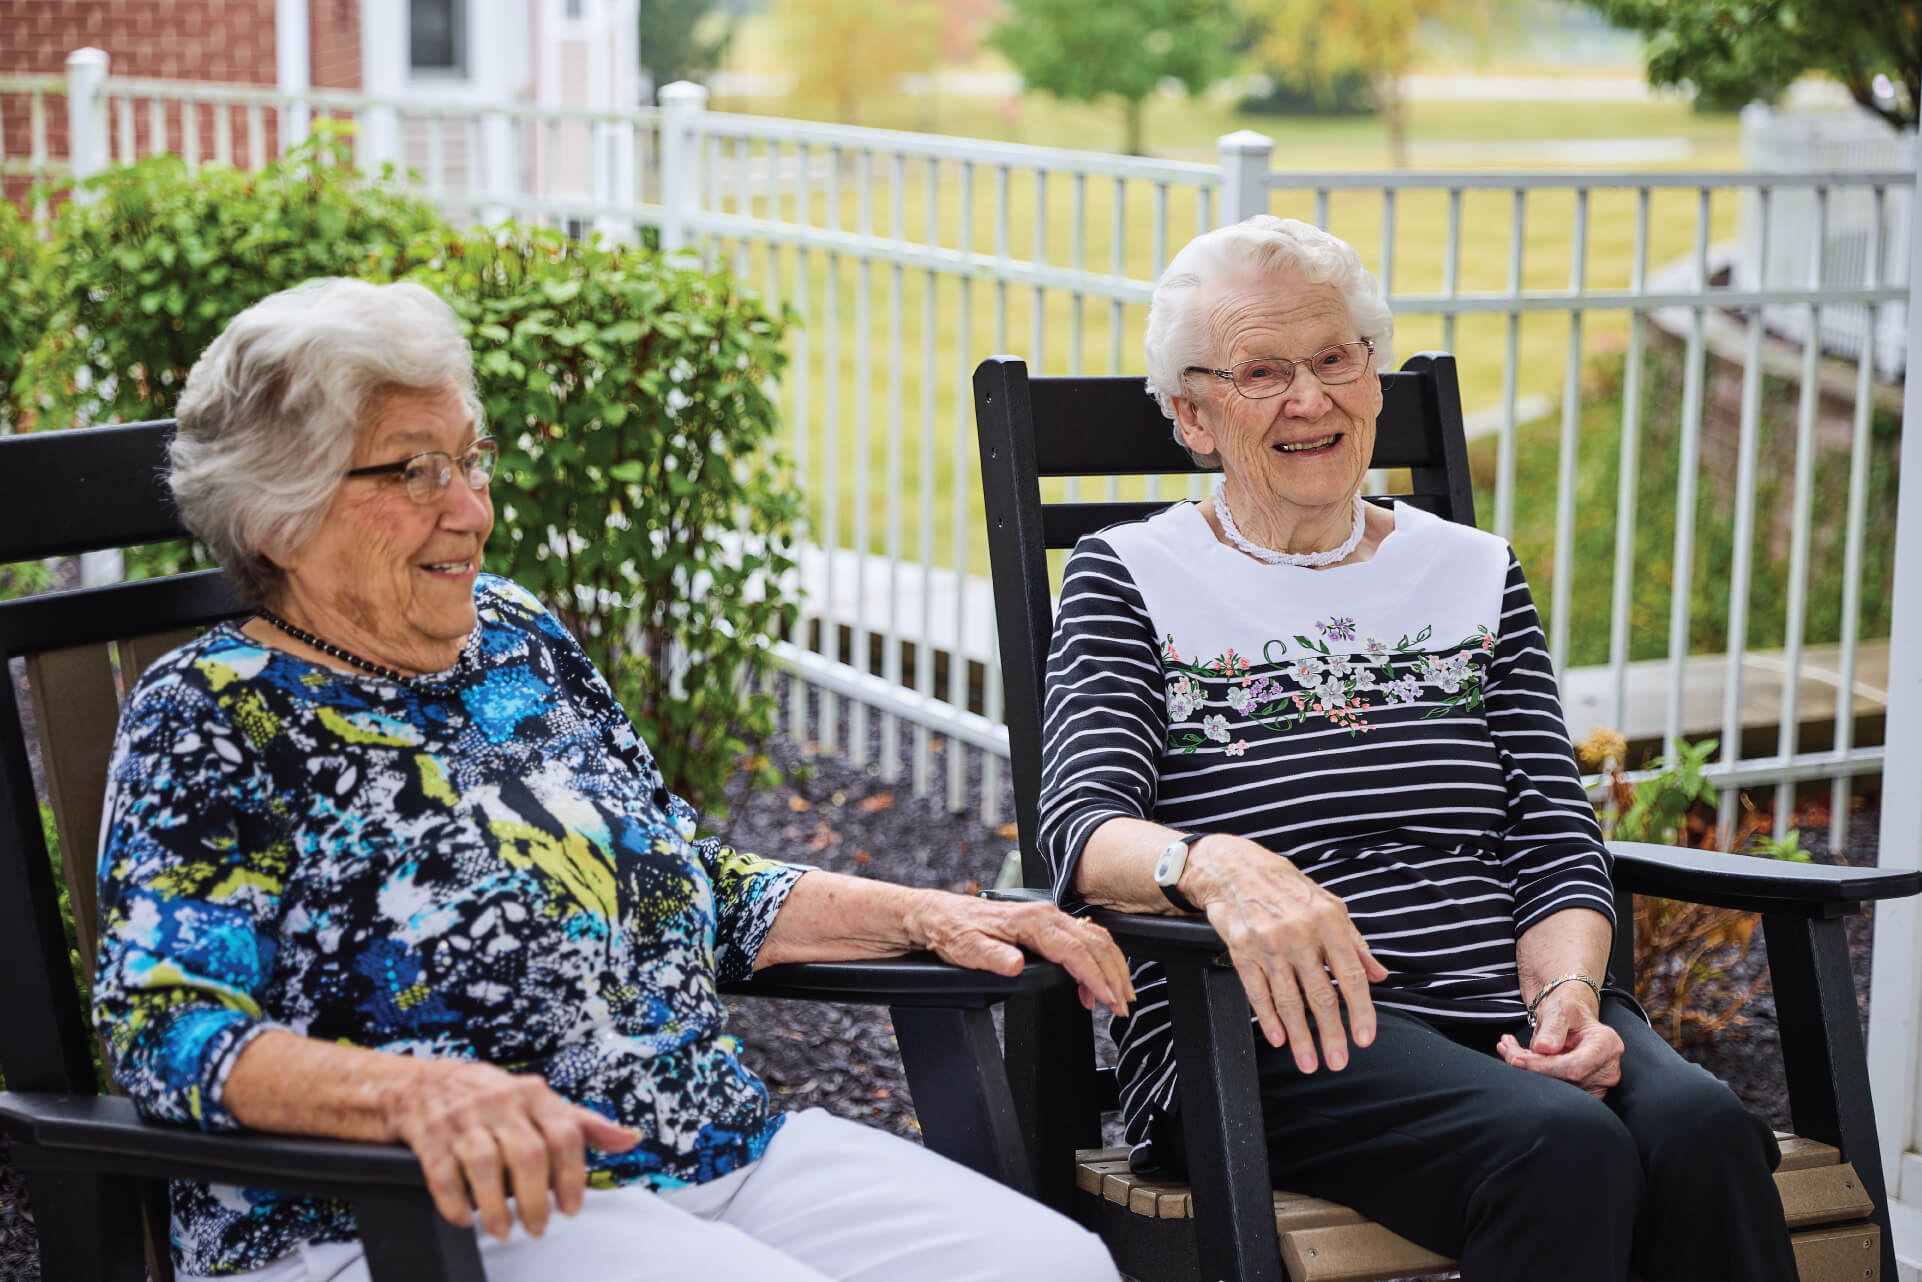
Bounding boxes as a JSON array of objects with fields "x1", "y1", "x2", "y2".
[
  {"x1": 0, "y1": 196, "x2": 48, "y2": 432},
  {"x1": 18, "y1": 125, "x2": 447, "y2": 432},
  {"x1": 405, "y1": 228, "x2": 804, "y2": 814}
]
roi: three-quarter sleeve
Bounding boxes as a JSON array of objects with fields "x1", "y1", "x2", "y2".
[
  {"x1": 92, "y1": 674, "x2": 285, "y2": 1131},
  {"x1": 1035, "y1": 537, "x2": 1168, "y2": 906},
  {"x1": 654, "y1": 784, "x2": 806, "y2": 982},
  {"x1": 1484, "y1": 551, "x2": 1617, "y2": 934}
]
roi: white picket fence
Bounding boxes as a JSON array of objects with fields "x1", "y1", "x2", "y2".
[{"x1": 4, "y1": 52, "x2": 1916, "y2": 850}]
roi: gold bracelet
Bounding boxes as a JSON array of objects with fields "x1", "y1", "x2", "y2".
[{"x1": 1525, "y1": 971, "x2": 1601, "y2": 1030}]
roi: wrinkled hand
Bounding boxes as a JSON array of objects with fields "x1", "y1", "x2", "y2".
[
  {"x1": 1498, "y1": 988, "x2": 1624, "y2": 1099},
  {"x1": 909, "y1": 894, "x2": 1135, "y2": 1017},
  {"x1": 380, "y1": 1059, "x2": 641, "y2": 1240},
  {"x1": 1185, "y1": 835, "x2": 1388, "y2": 1074}
]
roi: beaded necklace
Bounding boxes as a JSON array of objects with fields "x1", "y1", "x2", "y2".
[
  {"x1": 254, "y1": 608, "x2": 414, "y2": 684},
  {"x1": 1212, "y1": 479, "x2": 1367, "y2": 568}
]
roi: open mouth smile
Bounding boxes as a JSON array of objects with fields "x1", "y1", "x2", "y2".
[
  {"x1": 418, "y1": 559, "x2": 475, "y2": 576},
  {"x1": 1274, "y1": 433, "x2": 1342, "y2": 454}
]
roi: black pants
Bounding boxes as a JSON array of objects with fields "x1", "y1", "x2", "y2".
[{"x1": 1147, "y1": 996, "x2": 1796, "y2": 1282}]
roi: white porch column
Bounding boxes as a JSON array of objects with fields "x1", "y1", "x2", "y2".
[
  {"x1": 356, "y1": 0, "x2": 404, "y2": 174},
  {"x1": 63, "y1": 48, "x2": 108, "y2": 193},
  {"x1": 1868, "y1": 127, "x2": 1922, "y2": 1278},
  {"x1": 275, "y1": 0, "x2": 311, "y2": 150}
]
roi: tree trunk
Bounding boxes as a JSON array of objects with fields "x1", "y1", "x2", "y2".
[
  {"x1": 1123, "y1": 96, "x2": 1144, "y2": 157},
  {"x1": 1377, "y1": 73, "x2": 1408, "y2": 169}
]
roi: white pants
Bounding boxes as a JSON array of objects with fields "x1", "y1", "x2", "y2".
[{"x1": 184, "y1": 1109, "x2": 1117, "y2": 1282}]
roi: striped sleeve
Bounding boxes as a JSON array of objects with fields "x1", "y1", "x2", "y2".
[
  {"x1": 1486, "y1": 551, "x2": 1617, "y2": 933},
  {"x1": 1036, "y1": 537, "x2": 1167, "y2": 906}
]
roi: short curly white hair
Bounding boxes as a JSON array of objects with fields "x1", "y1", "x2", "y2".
[
  {"x1": 170, "y1": 278, "x2": 481, "y2": 603},
  {"x1": 1143, "y1": 216, "x2": 1394, "y2": 467}
]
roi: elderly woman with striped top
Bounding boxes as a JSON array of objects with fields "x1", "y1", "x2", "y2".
[{"x1": 1037, "y1": 215, "x2": 1794, "y2": 1282}]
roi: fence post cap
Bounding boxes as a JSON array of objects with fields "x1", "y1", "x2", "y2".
[
  {"x1": 65, "y1": 47, "x2": 109, "y2": 71},
  {"x1": 1218, "y1": 129, "x2": 1274, "y2": 153},
  {"x1": 659, "y1": 81, "x2": 709, "y2": 108}
]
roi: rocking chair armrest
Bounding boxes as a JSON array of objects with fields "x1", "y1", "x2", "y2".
[
  {"x1": 0, "y1": 1091, "x2": 427, "y2": 1198},
  {"x1": 981, "y1": 891, "x2": 1229, "y2": 962},
  {"x1": 1086, "y1": 908, "x2": 1225, "y2": 961},
  {"x1": 723, "y1": 954, "x2": 1073, "y2": 1008},
  {"x1": 1608, "y1": 841, "x2": 1922, "y2": 916}
]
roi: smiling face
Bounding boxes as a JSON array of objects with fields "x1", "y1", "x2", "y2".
[
  {"x1": 1172, "y1": 266, "x2": 1381, "y2": 531},
  {"x1": 269, "y1": 380, "x2": 492, "y2": 674}
]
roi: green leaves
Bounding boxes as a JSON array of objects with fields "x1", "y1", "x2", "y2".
[
  {"x1": 16, "y1": 127, "x2": 447, "y2": 432},
  {"x1": 1574, "y1": 0, "x2": 1916, "y2": 128},
  {"x1": 408, "y1": 228, "x2": 802, "y2": 814}
]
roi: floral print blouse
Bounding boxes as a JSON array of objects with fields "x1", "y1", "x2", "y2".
[{"x1": 92, "y1": 575, "x2": 805, "y2": 1276}]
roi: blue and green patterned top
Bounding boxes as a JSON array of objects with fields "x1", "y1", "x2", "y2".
[{"x1": 92, "y1": 575, "x2": 807, "y2": 1276}]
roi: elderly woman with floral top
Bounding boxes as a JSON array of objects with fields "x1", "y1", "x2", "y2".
[
  {"x1": 1036, "y1": 216, "x2": 1794, "y2": 1282},
  {"x1": 94, "y1": 278, "x2": 1128, "y2": 1282}
]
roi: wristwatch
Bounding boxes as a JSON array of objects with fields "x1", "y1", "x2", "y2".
[{"x1": 1153, "y1": 832, "x2": 1207, "y2": 913}]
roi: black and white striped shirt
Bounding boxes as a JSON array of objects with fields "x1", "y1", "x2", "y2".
[{"x1": 1036, "y1": 499, "x2": 1615, "y2": 1154}]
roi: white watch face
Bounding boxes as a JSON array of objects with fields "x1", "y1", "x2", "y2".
[{"x1": 1155, "y1": 841, "x2": 1186, "y2": 887}]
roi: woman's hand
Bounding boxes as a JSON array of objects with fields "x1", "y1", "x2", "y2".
[
  {"x1": 379, "y1": 1059, "x2": 642, "y2": 1241},
  {"x1": 1182, "y1": 834, "x2": 1389, "y2": 1074},
  {"x1": 1497, "y1": 987, "x2": 1624, "y2": 1099},
  {"x1": 907, "y1": 894, "x2": 1136, "y2": 1017}
]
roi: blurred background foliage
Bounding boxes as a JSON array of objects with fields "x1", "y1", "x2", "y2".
[{"x1": 2, "y1": 133, "x2": 803, "y2": 816}]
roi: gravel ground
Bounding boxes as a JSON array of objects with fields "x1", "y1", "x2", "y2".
[{"x1": 0, "y1": 682, "x2": 1882, "y2": 1278}]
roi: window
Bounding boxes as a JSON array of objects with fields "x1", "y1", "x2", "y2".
[
  {"x1": 565, "y1": 0, "x2": 584, "y2": 17},
  {"x1": 410, "y1": 0, "x2": 468, "y2": 75}
]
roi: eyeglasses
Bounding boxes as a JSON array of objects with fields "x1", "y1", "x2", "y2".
[
  {"x1": 1184, "y1": 339, "x2": 1375, "y2": 400},
  {"x1": 343, "y1": 438, "x2": 499, "y2": 504}
]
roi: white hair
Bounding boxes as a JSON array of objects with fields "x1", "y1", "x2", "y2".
[
  {"x1": 170, "y1": 278, "x2": 480, "y2": 603},
  {"x1": 1142, "y1": 215, "x2": 1395, "y2": 467}
]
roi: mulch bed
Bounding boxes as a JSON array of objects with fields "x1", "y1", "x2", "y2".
[{"x1": 0, "y1": 690, "x2": 1881, "y2": 1278}]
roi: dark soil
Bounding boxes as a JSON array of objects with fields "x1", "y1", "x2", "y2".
[{"x1": 0, "y1": 682, "x2": 1881, "y2": 1279}]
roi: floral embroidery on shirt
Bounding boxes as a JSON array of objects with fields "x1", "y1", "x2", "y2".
[{"x1": 1161, "y1": 622, "x2": 1496, "y2": 752}]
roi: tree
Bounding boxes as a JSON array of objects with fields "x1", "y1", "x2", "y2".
[
  {"x1": 985, "y1": 0, "x2": 1242, "y2": 156},
  {"x1": 1573, "y1": 0, "x2": 1917, "y2": 131},
  {"x1": 779, "y1": 0, "x2": 941, "y2": 126},
  {"x1": 1246, "y1": 0, "x2": 1500, "y2": 167},
  {"x1": 639, "y1": 0, "x2": 730, "y2": 102}
]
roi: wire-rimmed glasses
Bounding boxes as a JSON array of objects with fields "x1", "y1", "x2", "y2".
[
  {"x1": 1184, "y1": 339, "x2": 1375, "y2": 400},
  {"x1": 343, "y1": 438, "x2": 499, "y2": 504}
]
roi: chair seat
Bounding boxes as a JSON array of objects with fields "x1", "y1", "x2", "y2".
[{"x1": 1074, "y1": 1136, "x2": 1880, "y2": 1282}]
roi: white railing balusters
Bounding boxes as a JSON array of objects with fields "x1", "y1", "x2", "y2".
[
  {"x1": 1664, "y1": 187, "x2": 1713, "y2": 760},
  {"x1": 1549, "y1": 187, "x2": 1588, "y2": 683},
  {"x1": 1831, "y1": 184, "x2": 1887, "y2": 853},
  {"x1": 948, "y1": 160, "x2": 977, "y2": 813},
  {"x1": 1719, "y1": 187, "x2": 1770, "y2": 846},
  {"x1": 24, "y1": 67, "x2": 1910, "y2": 823},
  {"x1": 1776, "y1": 186, "x2": 1830, "y2": 837}
]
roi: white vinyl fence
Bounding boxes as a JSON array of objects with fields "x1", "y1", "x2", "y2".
[{"x1": 5, "y1": 53, "x2": 1916, "y2": 852}]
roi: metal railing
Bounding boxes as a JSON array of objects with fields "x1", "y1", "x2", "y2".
[{"x1": 13, "y1": 52, "x2": 1918, "y2": 848}]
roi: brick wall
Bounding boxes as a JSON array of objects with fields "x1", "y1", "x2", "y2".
[
  {"x1": 2, "y1": 0, "x2": 281, "y2": 207},
  {"x1": 310, "y1": 0, "x2": 361, "y2": 91}
]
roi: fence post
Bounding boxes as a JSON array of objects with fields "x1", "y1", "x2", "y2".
[
  {"x1": 658, "y1": 80, "x2": 707, "y2": 254},
  {"x1": 1217, "y1": 129, "x2": 1273, "y2": 227},
  {"x1": 64, "y1": 48, "x2": 109, "y2": 198},
  {"x1": 1867, "y1": 126, "x2": 1922, "y2": 1276},
  {"x1": 275, "y1": 0, "x2": 312, "y2": 151}
]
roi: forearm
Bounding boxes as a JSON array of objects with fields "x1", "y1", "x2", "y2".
[
  {"x1": 753, "y1": 869, "x2": 949, "y2": 967},
  {"x1": 1074, "y1": 816, "x2": 1196, "y2": 914},
  {"x1": 220, "y1": 1028, "x2": 429, "y2": 1142},
  {"x1": 1514, "y1": 906, "x2": 1613, "y2": 1005}
]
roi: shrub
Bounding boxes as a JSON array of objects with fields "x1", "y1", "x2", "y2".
[
  {"x1": 404, "y1": 228, "x2": 804, "y2": 814},
  {"x1": 17, "y1": 125, "x2": 447, "y2": 432},
  {"x1": 1580, "y1": 731, "x2": 1806, "y2": 1047},
  {"x1": 0, "y1": 196, "x2": 47, "y2": 432}
]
